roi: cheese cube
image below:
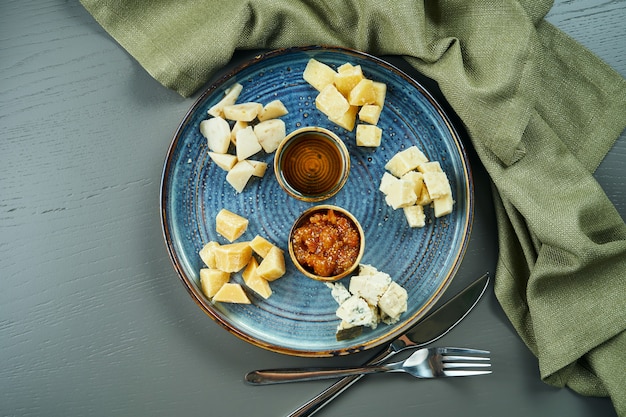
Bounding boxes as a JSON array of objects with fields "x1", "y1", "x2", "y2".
[
  {"x1": 229, "y1": 120, "x2": 248, "y2": 145},
  {"x1": 401, "y1": 171, "x2": 424, "y2": 196},
  {"x1": 325, "y1": 282, "x2": 352, "y2": 305},
  {"x1": 329, "y1": 105, "x2": 358, "y2": 131},
  {"x1": 200, "y1": 116, "x2": 231, "y2": 154},
  {"x1": 403, "y1": 204, "x2": 426, "y2": 228},
  {"x1": 208, "y1": 152, "x2": 237, "y2": 171},
  {"x1": 303, "y1": 59, "x2": 337, "y2": 92},
  {"x1": 416, "y1": 185, "x2": 432, "y2": 206},
  {"x1": 358, "y1": 264, "x2": 380, "y2": 276},
  {"x1": 254, "y1": 119, "x2": 286, "y2": 153},
  {"x1": 379, "y1": 172, "x2": 400, "y2": 195},
  {"x1": 226, "y1": 160, "x2": 255, "y2": 193},
  {"x1": 356, "y1": 124, "x2": 382, "y2": 147},
  {"x1": 349, "y1": 272, "x2": 392, "y2": 306},
  {"x1": 334, "y1": 65, "x2": 364, "y2": 97},
  {"x1": 199, "y1": 241, "x2": 220, "y2": 268},
  {"x1": 258, "y1": 99, "x2": 288, "y2": 121},
  {"x1": 315, "y1": 84, "x2": 350, "y2": 120},
  {"x1": 384, "y1": 146, "x2": 429, "y2": 177},
  {"x1": 417, "y1": 161, "x2": 443, "y2": 173},
  {"x1": 378, "y1": 281, "x2": 408, "y2": 324},
  {"x1": 384, "y1": 179, "x2": 417, "y2": 209},
  {"x1": 422, "y1": 171, "x2": 452, "y2": 199},
  {"x1": 235, "y1": 126, "x2": 262, "y2": 161},
  {"x1": 223, "y1": 102, "x2": 263, "y2": 122},
  {"x1": 242, "y1": 258, "x2": 272, "y2": 299},
  {"x1": 213, "y1": 242, "x2": 252, "y2": 272},
  {"x1": 348, "y1": 79, "x2": 377, "y2": 106},
  {"x1": 200, "y1": 268, "x2": 230, "y2": 298},
  {"x1": 372, "y1": 81, "x2": 387, "y2": 108},
  {"x1": 358, "y1": 104, "x2": 382, "y2": 125},
  {"x1": 249, "y1": 235, "x2": 274, "y2": 258},
  {"x1": 247, "y1": 160, "x2": 267, "y2": 177},
  {"x1": 207, "y1": 83, "x2": 243, "y2": 118},
  {"x1": 215, "y1": 209, "x2": 248, "y2": 242},
  {"x1": 433, "y1": 193, "x2": 454, "y2": 217},
  {"x1": 212, "y1": 283, "x2": 251, "y2": 304},
  {"x1": 256, "y1": 246, "x2": 285, "y2": 281}
]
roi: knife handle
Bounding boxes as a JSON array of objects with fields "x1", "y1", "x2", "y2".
[{"x1": 286, "y1": 347, "x2": 396, "y2": 417}]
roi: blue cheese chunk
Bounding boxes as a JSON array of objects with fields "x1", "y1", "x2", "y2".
[
  {"x1": 349, "y1": 272, "x2": 391, "y2": 306},
  {"x1": 378, "y1": 281, "x2": 408, "y2": 324},
  {"x1": 325, "y1": 282, "x2": 352, "y2": 305},
  {"x1": 336, "y1": 295, "x2": 379, "y2": 329}
]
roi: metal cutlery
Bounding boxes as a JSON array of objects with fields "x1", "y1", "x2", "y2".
[{"x1": 246, "y1": 347, "x2": 491, "y2": 384}]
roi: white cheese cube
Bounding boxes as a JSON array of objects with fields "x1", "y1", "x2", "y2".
[
  {"x1": 379, "y1": 172, "x2": 400, "y2": 195},
  {"x1": 226, "y1": 160, "x2": 255, "y2": 193},
  {"x1": 235, "y1": 126, "x2": 262, "y2": 161},
  {"x1": 258, "y1": 99, "x2": 288, "y2": 121},
  {"x1": 254, "y1": 119, "x2": 286, "y2": 153},
  {"x1": 223, "y1": 102, "x2": 263, "y2": 122},
  {"x1": 401, "y1": 171, "x2": 424, "y2": 196},
  {"x1": 422, "y1": 171, "x2": 452, "y2": 199},
  {"x1": 207, "y1": 83, "x2": 243, "y2": 118},
  {"x1": 200, "y1": 116, "x2": 231, "y2": 154},
  {"x1": 208, "y1": 152, "x2": 237, "y2": 171},
  {"x1": 433, "y1": 193, "x2": 455, "y2": 217},
  {"x1": 384, "y1": 179, "x2": 417, "y2": 209},
  {"x1": 403, "y1": 205, "x2": 426, "y2": 228},
  {"x1": 358, "y1": 264, "x2": 380, "y2": 276}
]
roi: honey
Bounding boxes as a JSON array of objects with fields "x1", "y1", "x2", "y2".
[{"x1": 275, "y1": 127, "x2": 349, "y2": 201}]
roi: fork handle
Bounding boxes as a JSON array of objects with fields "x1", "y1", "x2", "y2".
[{"x1": 246, "y1": 364, "x2": 391, "y2": 385}]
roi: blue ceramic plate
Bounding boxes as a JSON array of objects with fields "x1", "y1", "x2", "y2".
[{"x1": 161, "y1": 46, "x2": 473, "y2": 357}]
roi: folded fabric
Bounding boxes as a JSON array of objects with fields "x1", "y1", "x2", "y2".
[{"x1": 80, "y1": 0, "x2": 626, "y2": 414}]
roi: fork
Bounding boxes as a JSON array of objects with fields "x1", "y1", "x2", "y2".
[{"x1": 245, "y1": 347, "x2": 491, "y2": 385}]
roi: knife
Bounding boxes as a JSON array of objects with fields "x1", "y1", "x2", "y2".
[{"x1": 267, "y1": 272, "x2": 490, "y2": 417}]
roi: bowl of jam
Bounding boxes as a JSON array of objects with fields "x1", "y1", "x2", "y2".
[
  {"x1": 274, "y1": 126, "x2": 350, "y2": 202},
  {"x1": 288, "y1": 205, "x2": 365, "y2": 281}
]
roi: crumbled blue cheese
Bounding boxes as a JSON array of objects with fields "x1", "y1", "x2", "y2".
[
  {"x1": 328, "y1": 264, "x2": 408, "y2": 338},
  {"x1": 335, "y1": 295, "x2": 379, "y2": 329}
]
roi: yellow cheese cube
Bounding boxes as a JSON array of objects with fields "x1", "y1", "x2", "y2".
[
  {"x1": 215, "y1": 209, "x2": 248, "y2": 242},
  {"x1": 372, "y1": 81, "x2": 387, "y2": 108},
  {"x1": 416, "y1": 185, "x2": 432, "y2": 205},
  {"x1": 212, "y1": 283, "x2": 251, "y2": 304},
  {"x1": 348, "y1": 79, "x2": 377, "y2": 106},
  {"x1": 358, "y1": 104, "x2": 382, "y2": 125},
  {"x1": 303, "y1": 59, "x2": 337, "y2": 92},
  {"x1": 256, "y1": 246, "x2": 286, "y2": 281},
  {"x1": 329, "y1": 105, "x2": 358, "y2": 131},
  {"x1": 379, "y1": 172, "x2": 400, "y2": 195},
  {"x1": 334, "y1": 65, "x2": 364, "y2": 96},
  {"x1": 200, "y1": 268, "x2": 230, "y2": 298},
  {"x1": 249, "y1": 235, "x2": 274, "y2": 258},
  {"x1": 403, "y1": 205, "x2": 426, "y2": 228},
  {"x1": 384, "y1": 146, "x2": 429, "y2": 177},
  {"x1": 356, "y1": 124, "x2": 382, "y2": 147},
  {"x1": 315, "y1": 84, "x2": 351, "y2": 120},
  {"x1": 242, "y1": 258, "x2": 272, "y2": 299},
  {"x1": 213, "y1": 242, "x2": 252, "y2": 272},
  {"x1": 199, "y1": 241, "x2": 220, "y2": 268}
]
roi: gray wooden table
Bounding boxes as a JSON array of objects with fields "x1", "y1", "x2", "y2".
[{"x1": 2, "y1": 1, "x2": 624, "y2": 416}]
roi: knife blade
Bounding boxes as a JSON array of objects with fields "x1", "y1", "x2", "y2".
[{"x1": 283, "y1": 272, "x2": 490, "y2": 417}]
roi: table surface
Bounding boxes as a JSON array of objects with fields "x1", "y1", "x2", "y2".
[{"x1": 2, "y1": 1, "x2": 624, "y2": 416}]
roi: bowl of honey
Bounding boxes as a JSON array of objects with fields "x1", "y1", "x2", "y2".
[{"x1": 274, "y1": 126, "x2": 350, "y2": 202}]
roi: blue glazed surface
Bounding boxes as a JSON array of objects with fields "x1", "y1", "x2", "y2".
[{"x1": 161, "y1": 46, "x2": 473, "y2": 356}]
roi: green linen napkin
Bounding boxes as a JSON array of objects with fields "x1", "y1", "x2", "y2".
[{"x1": 80, "y1": 0, "x2": 626, "y2": 414}]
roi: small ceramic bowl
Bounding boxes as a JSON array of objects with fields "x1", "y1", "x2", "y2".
[
  {"x1": 288, "y1": 205, "x2": 365, "y2": 281},
  {"x1": 274, "y1": 126, "x2": 350, "y2": 202}
]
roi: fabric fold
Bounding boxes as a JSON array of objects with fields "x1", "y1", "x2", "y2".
[{"x1": 79, "y1": 0, "x2": 626, "y2": 414}]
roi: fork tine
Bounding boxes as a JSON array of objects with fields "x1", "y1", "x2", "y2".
[
  {"x1": 438, "y1": 347, "x2": 490, "y2": 355},
  {"x1": 444, "y1": 361, "x2": 491, "y2": 369},
  {"x1": 443, "y1": 355, "x2": 490, "y2": 362},
  {"x1": 443, "y1": 369, "x2": 492, "y2": 377}
]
